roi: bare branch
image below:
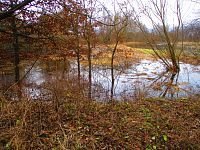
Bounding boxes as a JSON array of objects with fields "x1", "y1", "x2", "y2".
[{"x1": 0, "y1": 0, "x2": 35, "y2": 20}]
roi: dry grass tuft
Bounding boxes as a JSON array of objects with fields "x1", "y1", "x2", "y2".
[{"x1": 0, "y1": 95, "x2": 200, "y2": 149}]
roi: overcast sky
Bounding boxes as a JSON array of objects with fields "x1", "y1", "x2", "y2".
[{"x1": 99, "y1": 0, "x2": 200, "y2": 28}]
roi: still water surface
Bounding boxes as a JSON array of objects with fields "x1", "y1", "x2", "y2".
[{"x1": 1, "y1": 59, "x2": 200, "y2": 100}]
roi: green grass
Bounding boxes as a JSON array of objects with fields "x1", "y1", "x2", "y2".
[{"x1": 135, "y1": 48, "x2": 155, "y2": 55}]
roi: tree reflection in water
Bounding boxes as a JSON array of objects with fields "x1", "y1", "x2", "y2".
[{"x1": 1, "y1": 59, "x2": 200, "y2": 100}]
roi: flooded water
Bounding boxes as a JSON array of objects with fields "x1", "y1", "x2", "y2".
[
  {"x1": 90, "y1": 59, "x2": 200, "y2": 99},
  {"x1": 1, "y1": 59, "x2": 200, "y2": 100}
]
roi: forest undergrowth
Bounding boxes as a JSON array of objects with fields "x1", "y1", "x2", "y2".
[{"x1": 1, "y1": 94, "x2": 200, "y2": 149}]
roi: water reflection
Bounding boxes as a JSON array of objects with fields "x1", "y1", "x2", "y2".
[
  {"x1": 25, "y1": 67, "x2": 45, "y2": 85},
  {"x1": 89, "y1": 59, "x2": 200, "y2": 99},
  {"x1": 1, "y1": 59, "x2": 200, "y2": 100}
]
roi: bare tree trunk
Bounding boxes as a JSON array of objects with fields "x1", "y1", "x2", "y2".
[
  {"x1": 111, "y1": 40, "x2": 119, "y2": 100},
  {"x1": 100, "y1": 10, "x2": 128, "y2": 100},
  {"x1": 77, "y1": 46, "x2": 81, "y2": 85},
  {"x1": 161, "y1": 21, "x2": 180, "y2": 73},
  {"x1": 82, "y1": 0, "x2": 96, "y2": 100},
  {"x1": 10, "y1": 0, "x2": 21, "y2": 99},
  {"x1": 75, "y1": 31, "x2": 81, "y2": 87},
  {"x1": 11, "y1": 15, "x2": 20, "y2": 83},
  {"x1": 87, "y1": 40, "x2": 92, "y2": 99}
]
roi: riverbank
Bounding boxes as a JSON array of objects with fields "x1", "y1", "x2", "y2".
[{"x1": 1, "y1": 95, "x2": 200, "y2": 149}]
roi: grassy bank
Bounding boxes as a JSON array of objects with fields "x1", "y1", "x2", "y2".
[{"x1": 1, "y1": 96, "x2": 200, "y2": 150}]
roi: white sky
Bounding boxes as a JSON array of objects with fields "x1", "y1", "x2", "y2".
[{"x1": 99, "y1": 0, "x2": 200, "y2": 28}]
